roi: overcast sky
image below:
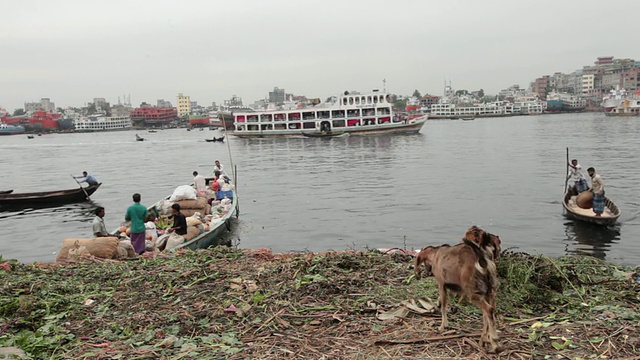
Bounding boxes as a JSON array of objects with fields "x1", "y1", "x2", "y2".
[{"x1": 1, "y1": 0, "x2": 639, "y2": 112}]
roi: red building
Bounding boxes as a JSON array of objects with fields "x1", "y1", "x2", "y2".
[
  {"x1": 29, "y1": 110, "x2": 60, "y2": 129},
  {"x1": 130, "y1": 107, "x2": 177, "y2": 124}
]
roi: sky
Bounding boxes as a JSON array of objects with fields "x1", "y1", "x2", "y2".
[{"x1": 1, "y1": 0, "x2": 639, "y2": 112}]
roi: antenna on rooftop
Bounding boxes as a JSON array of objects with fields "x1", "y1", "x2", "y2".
[{"x1": 383, "y1": 79, "x2": 386, "y2": 93}]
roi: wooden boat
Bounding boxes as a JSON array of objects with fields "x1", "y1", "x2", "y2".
[
  {"x1": 148, "y1": 129, "x2": 157, "y2": 133},
  {"x1": 460, "y1": 116, "x2": 476, "y2": 121},
  {"x1": 562, "y1": 148, "x2": 620, "y2": 226},
  {"x1": 562, "y1": 191, "x2": 620, "y2": 226},
  {"x1": 0, "y1": 183, "x2": 101, "y2": 207},
  {"x1": 135, "y1": 134, "x2": 145, "y2": 141},
  {"x1": 205, "y1": 136, "x2": 225, "y2": 142},
  {"x1": 27, "y1": 135, "x2": 34, "y2": 139},
  {"x1": 120, "y1": 182, "x2": 238, "y2": 251},
  {"x1": 302, "y1": 131, "x2": 347, "y2": 138},
  {"x1": 0, "y1": 190, "x2": 13, "y2": 195}
]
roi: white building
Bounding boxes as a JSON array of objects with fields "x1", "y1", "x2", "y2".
[{"x1": 177, "y1": 93, "x2": 191, "y2": 117}]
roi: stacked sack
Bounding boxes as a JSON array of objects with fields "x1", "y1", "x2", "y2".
[
  {"x1": 57, "y1": 237, "x2": 136, "y2": 261},
  {"x1": 175, "y1": 197, "x2": 211, "y2": 217}
]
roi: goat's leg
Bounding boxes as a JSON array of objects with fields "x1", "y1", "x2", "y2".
[
  {"x1": 438, "y1": 284, "x2": 448, "y2": 331},
  {"x1": 475, "y1": 298, "x2": 501, "y2": 353}
]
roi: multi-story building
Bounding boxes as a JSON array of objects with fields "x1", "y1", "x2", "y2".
[
  {"x1": 268, "y1": 87, "x2": 285, "y2": 103},
  {"x1": 93, "y1": 98, "x2": 109, "y2": 111},
  {"x1": 24, "y1": 98, "x2": 55, "y2": 113},
  {"x1": 581, "y1": 74, "x2": 595, "y2": 95},
  {"x1": 533, "y1": 76, "x2": 549, "y2": 99},
  {"x1": 157, "y1": 99, "x2": 172, "y2": 107},
  {"x1": 176, "y1": 93, "x2": 191, "y2": 117}
]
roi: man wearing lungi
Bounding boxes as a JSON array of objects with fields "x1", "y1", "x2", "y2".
[
  {"x1": 587, "y1": 167, "x2": 605, "y2": 217},
  {"x1": 125, "y1": 193, "x2": 148, "y2": 254},
  {"x1": 567, "y1": 159, "x2": 588, "y2": 194}
]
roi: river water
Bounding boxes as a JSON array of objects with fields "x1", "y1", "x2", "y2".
[{"x1": 1, "y1": 113, "x2": 639, "y2": 265}]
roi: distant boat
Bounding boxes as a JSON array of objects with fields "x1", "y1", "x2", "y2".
[
  {"x1": 459, "y1": 116, "x2": 475, "y2": 121},
  {"x1": 135, "y1": 134, "x2": 145, "y2": 141},
  {"x1": 0, "y1": 123, "x2": 26, "y2": 135},
  {"x1": 148, "y1": 129, "x2": 157, "y2": 133},
  {"x1": 302, "y1": 131, "x2": 347, "y2": 138},
  {"x1": 0, "y1": 190, "x2": 13, "y2": 195},
  {"x1": 27, "y1": 135, "x2": 34, "y2": 139},
  {"x1": 205, "y1": 136, "x2": 225, "y2": 142}
]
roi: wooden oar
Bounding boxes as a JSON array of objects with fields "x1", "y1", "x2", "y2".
[{"x1": 70, "y1": 174, "x2": 91, "y2": 200}]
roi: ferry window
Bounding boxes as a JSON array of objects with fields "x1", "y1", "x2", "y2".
[
  {"x1": 288, "y1": 113, "x2": 301, "y2": 121},
  {"x1": 342, "y1": 98, "x2": 347, "y2": 105},
  {"x1": 373, "y1": 96, "x2": 378, "y2": 104},
  {"x1": 332, "y1": 110, "x2": 345, "y2": 118},
  {"x1": 363, "y1": 108, "x2": 375, "y2": 116},
  {"x1": 349, "y1": 97, "x2": 354, "y2": 105},
  {"x1": 355, "y1": 97, "x2": 360, "y2": 104},
  {"x1": 367, "y1": 96, "x2": 372, "y2": 103},
  {"x1": 347, "y1": 109, "x2": 359, "y2": 117},
  {"x1": 361, "y1": 96, "x2": 365, "y2": 103},
  {"x1": 332, "y1": 120, "x2": 345, "y2": 128},
  {"x1": 303, "y1": 122, "x2": 315, "y2": 129}
]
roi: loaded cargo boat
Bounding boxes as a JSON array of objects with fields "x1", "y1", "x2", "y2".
[{"x1": 232, "y1": 90, "x2": 427, "y2": 138}]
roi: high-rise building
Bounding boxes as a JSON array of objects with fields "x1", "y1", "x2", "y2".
[
  {"x1": 177, "y1": 93, "x2": 191, "y2": 117},
  {"x1": 268, "y1": 87, "x2": 285, "y2": 103}
]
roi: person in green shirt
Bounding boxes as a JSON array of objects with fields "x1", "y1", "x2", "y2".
[{"x1": 125, "y1": 193, "x2": 148, "y2": 254}]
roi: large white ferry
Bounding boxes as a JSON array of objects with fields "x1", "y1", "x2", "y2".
[
  {"x1": 231, "y1": 90, "x2": 427, "y2": 138},
  {"x1": 74, "y1": 114, "x2": 132, "y2": 131},
  {"x1": 602, "y1": 88, "x2": 640, "y2": 117},
  {"x1": 429, "y1": 100, "x2": 514, "y2": 119}
]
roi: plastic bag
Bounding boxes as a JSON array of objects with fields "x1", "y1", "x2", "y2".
[{"x1": 169, "y1": 185, "x2": 197, "y2": 202}]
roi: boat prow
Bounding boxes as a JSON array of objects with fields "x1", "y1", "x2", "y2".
[{"x1": 562, "y1": 191, "x2": 620, "y2": 226}]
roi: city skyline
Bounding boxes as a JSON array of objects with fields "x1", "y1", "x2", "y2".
[{"x1": 1, "y1": 0, "x2": 639, "y2": 112}]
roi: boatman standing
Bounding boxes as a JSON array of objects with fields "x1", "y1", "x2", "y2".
[
  {"x1": 75, "y1": 171, "x2": 99, "y2": 186},
  {"x1": 213, "y1": 160, "x2": 225, "y2": 175},
  {"x1": 125, "y1": 193, "x2": 148, "y2": 254},
  {"x1": 567, "y1": 159, "x2": 587, "y2": 194},
  {"x1": 192, "y1": 171, "x2": 206, "y2": 195},
  {"x1": 587, "y1": 167, "x2": 605, "y2": 217}
]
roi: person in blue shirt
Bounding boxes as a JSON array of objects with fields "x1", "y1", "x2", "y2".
[{"x1": 75, "y1": 171, "x2": 99, "y2": 186}]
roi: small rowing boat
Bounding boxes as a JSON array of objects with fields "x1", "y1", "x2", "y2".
[
  {"x1": 136, "y1": 134, "x2": 145, "y2": 141},
  {"x1": 302, "y1": 131, "x2": 347, "y2": 138},
  {"x1": 205, "y1": 136, "x2": 225, "y2": 142},
  {"x1": 0, "y1": 184, "x2": 101, "y2": 208},
  {"x1": 0, "y1": 190, "x2": 13, "y2": 195},
  {"x1": 562, "y1": 191, "x2": 620, "y2": 226},
  {"x1": 562, "y1": 148, "x2": 620, "y2": 226}
]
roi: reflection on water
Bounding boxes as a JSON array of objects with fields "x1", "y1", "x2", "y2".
[
  {"x1": 0, "y1": 201, "x2": 98, "y2": 224},
  {"x1": 563, "y1": 220, "x2": 621, "y2": 260}
]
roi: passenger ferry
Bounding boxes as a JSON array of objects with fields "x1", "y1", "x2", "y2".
[
  {"x1": 74, "y1": 114, "x2": 132, "y2": 132},
  {"x1": 231, "y1": 90, "x2": 427, "y2": 137},
  {"x1": 429, "y1": 100, "x2": 514, "y2": 119},
  {"x1": 602, "y1": 88, "x2": 640, "y2": 116}
]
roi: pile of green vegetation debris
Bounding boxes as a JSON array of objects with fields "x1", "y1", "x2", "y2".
[{"x1": 0, "y1": 248, "x2": 639, "y2": 359}]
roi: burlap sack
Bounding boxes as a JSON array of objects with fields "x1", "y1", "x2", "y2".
[
  {"x1": 118, "y1": 240, "x2": 136, "y2": 258},
  {"x1": 176, "y1": 198, "x2": 208, "y2": 210},
  {"x1": 576, "y1": 191, "x2": 593, "y2": 209},
  {"x1": 183, "y1": 226, "x2": 201, "y2": 241},
  {"x1": 165, "y1": 233, "x2": 185, "y2": 250},
  {"x1": 180, "y1": 207, "x2": 210, "y2": 217},
  {"x1": 186, "y1": 217, "x2": 203, "y2": 227},
  {"x1": 57, "y1": 237, "x2": 119, "y2": 261}
]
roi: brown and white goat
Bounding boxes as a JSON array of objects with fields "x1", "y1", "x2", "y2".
[
  {"x1": 415, "y1": 239, "x2": 501, "y2": 353},
  {"x1": 463, "y1": 225, "x2": 502, "y2": 260}
]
